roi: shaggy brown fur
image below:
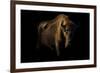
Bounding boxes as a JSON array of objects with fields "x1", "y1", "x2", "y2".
[{"x1": 37, "y1": 14, "x2": 72, "y2": 56}]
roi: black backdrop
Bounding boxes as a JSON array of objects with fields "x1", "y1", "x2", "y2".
[{"x1": 21, "y1": 10, "x2": 90, "y2": 63}]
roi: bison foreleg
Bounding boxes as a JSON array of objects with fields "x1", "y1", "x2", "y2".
[{"x1": 55, "y1": 38, "x2": 60, "y2": 56}]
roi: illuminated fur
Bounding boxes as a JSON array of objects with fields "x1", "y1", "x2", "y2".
[{"x1": 37, "y1": 14, "x2": 72, "y2": 56}]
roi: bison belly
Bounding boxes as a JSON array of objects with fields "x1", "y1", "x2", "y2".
[{"x1": 40, "y1": 29, "x2": 55, "y2": 49}]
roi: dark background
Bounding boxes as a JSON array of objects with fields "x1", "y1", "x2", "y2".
[{"x1": 21, "y1": 10, "x2": 90, "y2": 63}]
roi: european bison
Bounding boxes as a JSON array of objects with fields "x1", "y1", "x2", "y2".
[{"x1": 37, "y1": 14, "x2": 73, "y2": 56}]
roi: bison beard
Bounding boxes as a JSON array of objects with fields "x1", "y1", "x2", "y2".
[{"x1": 37, "y1": 14, "x2": 72, "y2": 56}]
